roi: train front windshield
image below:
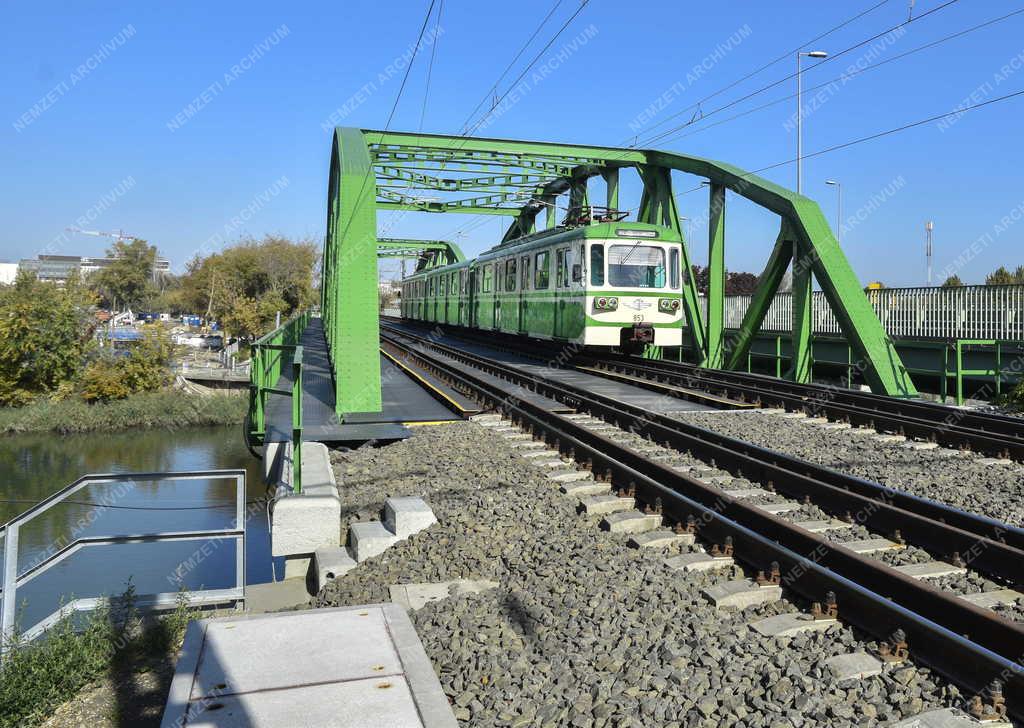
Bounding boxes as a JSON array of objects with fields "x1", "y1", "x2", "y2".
[{"x1": 607, "y1": 245, "x2": 666, "y2": 288}]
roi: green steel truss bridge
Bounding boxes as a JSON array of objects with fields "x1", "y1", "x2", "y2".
[{"x1": 252, "y1": 127, "x2": 917, "y2": 451}]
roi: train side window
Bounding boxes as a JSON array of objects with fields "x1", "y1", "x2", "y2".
[
  {"x1": 556, "y1": 248, "x2": 567, "y2": 288},
  {"x1": 482, "y1": 265, "x2": 493, "y2": 293},
  {"x1": 452, "y1": 273, "x2": 458, "y2": 295},
  {"x1": 534, "y1": 251, "x2": 550, "y2": 289},
  {"x1": 505, "y1": 259, "x2": 517, "y2": 291},
  {"x1": 670, "y1": 248, "x2": 680, "y2": 289},
  {"x1": 573, "y1": 244, "x2": 584, "y2": 282},
  {"x1": 520, "y1": 256, "x2": 531, "y2": 290},
  {"x1": 590, "y1": 244, "x2": 605, "y2": 286}
]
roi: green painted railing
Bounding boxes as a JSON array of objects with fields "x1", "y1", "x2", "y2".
[{"x1": 247, "y1": 311, "x2": 310, "y2": 492}]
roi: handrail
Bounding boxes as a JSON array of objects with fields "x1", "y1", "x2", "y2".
[
  {"x1": 248, "y1": 310, "x2": 310, "y2": 443},
  {"x1": 0, "y1": 470, "x2": 246, "y2": 655},
  {"x1": 292, "y1": 345, "x2": 304, "y2": 493}
]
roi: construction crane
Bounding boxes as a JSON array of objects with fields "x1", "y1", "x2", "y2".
[{"x1": 65, "y1": 226, "x2": 136, "y2": 242}]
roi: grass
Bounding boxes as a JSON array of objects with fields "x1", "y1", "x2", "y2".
[
  {"x1": 0, "y1": 587, "x2": 197, "y2": 728},
  {"x1": 0, "y1": 390, "x2": 247, "y2": 435}
]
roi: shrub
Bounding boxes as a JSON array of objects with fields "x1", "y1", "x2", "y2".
[{"x1": 80, "y1": 330, "x2": 172, "y2": 403}]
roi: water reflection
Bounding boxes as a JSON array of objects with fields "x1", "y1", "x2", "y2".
[{"x1": 0, "y1": 425, "x2": 273, "y2": 631}]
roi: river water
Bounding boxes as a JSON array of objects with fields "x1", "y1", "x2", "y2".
[{"x1": 0, "y1": 425, "x2": 274, "y2": 632}]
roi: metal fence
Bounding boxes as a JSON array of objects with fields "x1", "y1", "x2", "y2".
[
  {"x1": 1, "y1": 470, "x2": 246, "y2": 653},
  {"x1": 694, "y1": 285, "x2": 1024, "y2": 341}
]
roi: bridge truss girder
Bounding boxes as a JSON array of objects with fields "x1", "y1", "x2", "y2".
[{"x1": 323, "y1": 128, "x2": 916, "y2": 418}]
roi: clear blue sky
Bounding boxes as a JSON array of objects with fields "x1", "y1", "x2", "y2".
[{"x1": 2, "y1": 0, "x2": 1022, "y2": 287}]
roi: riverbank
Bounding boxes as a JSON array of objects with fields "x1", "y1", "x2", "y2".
[{"x1": 0, "y1": 390, "x2": 246, "y2": 435}]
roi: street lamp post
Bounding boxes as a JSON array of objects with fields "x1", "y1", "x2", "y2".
[
  {"x1": 796, "y1": 50, "x2": 828, "y2": 194},
  {"x1": 825, "y1": 179, "x2": 842, "y2": 244}
]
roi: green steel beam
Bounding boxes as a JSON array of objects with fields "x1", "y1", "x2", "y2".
[
  {"x1": 705, "y1": 183, "x2": 726, "y2": 368},
  {"x1": 790, "y1": 237, "x2": 814, "y2": 383},
  {"x1": 321, "y1": 127, "x2": 915, "y2": 398}
]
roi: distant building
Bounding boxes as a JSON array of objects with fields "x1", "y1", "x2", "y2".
[
  {"x1": 0, "y1": 263, "x2": 17, "y2": 285},
  {"x1": 18, "y1": 253, "x2": 170, "y2": 285}
]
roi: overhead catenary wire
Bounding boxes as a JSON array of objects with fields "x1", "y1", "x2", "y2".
[
  {"x1": 617, "y1": 0, "x2": 897, "y2": 147},
  {"x1": 661, "y1": 6, "x2": 1024, "y2": 145},
  {"x1": 632, "y1": 0, "x2": 963, "y2": 149}
]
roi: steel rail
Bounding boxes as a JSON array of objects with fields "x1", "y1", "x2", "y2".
[
  {"x1": 381, "y1": 323, "x2": 1024, "y2": 555},
  {"x1": 381, "y1": 331, "x2": 1024, "y2": 719}
]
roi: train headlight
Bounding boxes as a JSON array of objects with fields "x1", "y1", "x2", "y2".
[
  {"x1": 607, "y1": 297, "x2": 618, "y2": 309},
  {"x1": 595, "y1": 297, "x2": 618, "y2": 311},
  {"x1": 659, "y1": 298, "x2": 681, "y2": 314}
]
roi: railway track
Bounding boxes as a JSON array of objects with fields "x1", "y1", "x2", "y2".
[
  {"x1": 381, "y1": 317, "x2": 1024, "y2": 462},
  {"x1": 381, "y1": 323, "x2": 1024, "y2": 721}
]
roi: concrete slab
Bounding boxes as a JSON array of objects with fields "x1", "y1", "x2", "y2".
[
  {"x1": 664, "y1": 552, "x2": 735, "y2": 573},
  {"x1": 533, "y1": 459, "x2": 568, "y2": 469},
  {"x1": 819, "y1": 422, "x2": 852, "y2": 430},
  {"x1": 892, "y1": 708, "x2": 1011, "y2": 728},
  {"x1": 501, "y1": 432, "x2": 533, "y2": 441},
  {"x1": 824, "y1": 651, "x2": 884, "y2": 681},
  {"x1": 723, "y1": 487, "x2": 773, "y2": 499},
  {"x1": 560, "y1": 481, "x2": 610, "y2": 496},
  {"x1": 384, "y1": 497, "x2": 438, "y2": 538},
  {"x1": 703, "y1": 580, "x2": 783, "y2": 609},
  {"x1": 507, "y1": 440, "x2": 545, "y2": 450},
  {"x1": 799, "y1": 417, "x2": 829, "y2": 424},
  {"x1": 314, "y1": 546, "x2": 356, "y2": 590},
  {"x1": 873, "y1": 434, "x2": 907, "y2": 443},
  {"x1": 389, "y1": 580, "x2": 499, "y2": 611},
  {"x1": 350, "y1": 521, "x2": 401, "y2": 562},
  {"x1": 902, "y1": 440, "x2": 939, "y2": 450},
  {"x1": 519, "y1": 449, "x2": 561, "y2": 459},
  {"x1": 752, "y1": 501, "x2": 801, "y2": 515},
  {"x1": 601, "y1": 511, "x2": 662, "y2": 534},
  {"x1": 244, "y1": 579, "x2": 310, "y2": 614},
  {"x1": 160, "y1": 604, "x2": 457, "y2": 728},
  {"x1": 793, "y1": 519, "x2": 850, "y2": 533},
  {"x1": 748, "y1": 613, "x2": 837, "y2": 637},
  {"x1": 781, "y1": 412, "x2": 808, "y2": 419},
  {"x1": 579, "y1": 494, "x2": 635, "y2": 515},
  {"x1": 893, "y1": 561, "x2": 966, "y2": 580},
  {"x1": 469, "y1": 413, "x2": 502, "y2": 424},
  {"x1": 844, "y1": 427, "x2": 878, "y2": 437},
  {"x1": 960, "y1": 588, "x2": 1024, "y2": 609},
  {"x1": 978, "y1": 457, "x2": 1014, "y2": 466},
  {"x1": 628, "y1": 530, "x2": 694, "y2": 548},
  {"x1": 548, "y1": 470, "x2": 593, "y2": 483},
  {"x1": 841, "y1": 537, "x2": 902, "y2": 554}
]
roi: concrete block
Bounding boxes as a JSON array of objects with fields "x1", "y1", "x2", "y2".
[
  {"x1": 560, "y1": 481, "x2": 610, "y2": 496},
  {"x1": 501, "y1": 432, "x2": 533, "y2": 441},
  {"x1": 533, "y1": 459, "x2": 568, "y2": 469},
  {"x1": 780, "y1": 412, "x2": 808, "y2": 419},
  {"x1": 548, "y1": 470, "x2": 593, "y2": 482},
  {"x1": 601, "y1": 511, "x2": 662, "y2": 534},
  {"x1": 664, "y1": 552, "x2": 734, "y2": 573},
  {"x1": 271, "y1": 494, "x2": 341, "y2": 557},
  {"x1": 824, "y1": 651, "x2": 884, "y2": 681},
  {"x1": 723, "y1": 487, "x2": 772, "y2": 498},
  {"x1": 892, "y1": 708, "x2": 1011, "y2": 728},
  {"x1": 579, "y1": 494, "x2": 634, "y2": 515},
  {"x1": 384, "y1": 497, "x2": 437, "y2": 538},
  {"x1": 978, "y1": 457, "x2": 1013, "y2": 466},
  {"x1": 469, "y1": 413, "x2": 503, "y2": 424},
  {"x1": 245, "y1": 578, "x2": 311, "y2": 614},
  {"x1": 350, "y1": 521, "x2": 400, "y2": 562},
  {"x1": 799, "y1": 417, "x2": 829, "y2": 424},
  {"x1": 893, "y1": 561, "x2": 966, "y2": 580},
  {"x1": 748, "y1": 613, "x2": 836, "y2": 638},
  {"x1": 628, "y1": 530, "x2": 694, "y2": 549},
  {"x1": 873, "y1": 434, "x2": 906, "y2": 443},
  {"x1": 960, "y1": 588, "x2": 1024, "y2": 609},
  {"x1": 819, "y1": 422, "x2": 852, "y2": 430},
  {"x1": 703, "y1": 580, "x2": 783, "y2": 609},
  {"x1": 519, "y1": 449, "x2": 561, "y2": 459},
  {"x1": 314, "y1": 546, "x2": 356, "y2": 589},
  {"x1": 507, "y1": 440, "x2": 545, "y2": 449},
  {"x1": 752, "y1": 501, "x2": 801, "y2": 515},
  {"x1": 389, "y1": 580, "x2": 499, "y2": 611},
  {"x1": 161, "y1": 604, "x2": 458, "y2": 728},
  {"x1": 841, "y1": 538, "x2": 902, "y2": 554},
  {"x1": 793, "y1": 519, "x2": 849, "y2": 533},
  {"x1": 284, "y1": 556, "x2": 311, "y2": 580},
  {"x1": 902, "y1": 440, "x2": 939, "y2": 450}
]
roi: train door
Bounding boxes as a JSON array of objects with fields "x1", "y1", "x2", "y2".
[
  {"x1": 518, "y1": 255, "x2": 530, "y2": 334},
  {"x1": 555, "y1": 247, "x2": 569, "y2": 338},
  {"x1": 468, "y1": 269, "x2": 477, "y2": 327},
  {"x1": 566, "y1": 242, "x2": 586, "y2": 340},
  {"x1": 533, "y1": 249, "x2": 552, "y2": 337}
]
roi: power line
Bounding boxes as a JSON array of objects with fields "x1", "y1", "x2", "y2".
[
  {"x1": 664, "y1": 6, "x2": 1024, "y2": 145},
  {"x1": 458, "y1": 0, "x2": 566, "y2": 133},
  {"x1": 462, "y1": 0, "x2": 591, "y2": 137},
  {"x1": 618, "y1": 0, "x2": 896, "y2": 146},
  {"x1": 419, "y1": 0, "x2": 445, "y2": 131},
  {"x1": 634, "y1": 0, "x2": 962, "y2": 148}
]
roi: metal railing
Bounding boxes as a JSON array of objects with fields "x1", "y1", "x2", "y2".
[
  {"x1": 0, "y1": 470, "x2": 246, "y2": 654},
  {"x1": 692, "y1": 284, "x2": 1024, "y2": 341},
  {"x1": 248, "y1": 311, "x2": 309, "y2": 492}
]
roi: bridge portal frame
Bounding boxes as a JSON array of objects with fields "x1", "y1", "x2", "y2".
[{"x1": 322, "y1": 127, "x2": 916, "y2": 418}]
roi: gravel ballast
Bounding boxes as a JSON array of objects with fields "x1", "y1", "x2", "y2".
[
  {"x1": 675, "y1": 411, "x2": 1024, "y2": 527},
  {"x1": 314, "y1": 421, "x2": 968, "y2": 727}
]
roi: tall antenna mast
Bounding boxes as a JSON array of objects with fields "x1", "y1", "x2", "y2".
[{"x1": 925, "y1": 221, "x2": 934, "y2": 286}]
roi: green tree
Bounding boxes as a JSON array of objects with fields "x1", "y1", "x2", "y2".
[
  {"x1": 0, "y1": 271, "x2": 94, "y2": 405},
  {"x1": 80, "y1": 329, "x2": 172, "y2": 402},
  {"x1": 985, "y1": 266, "x2": 1017, "y2": 286},
  {"x1": 942, "y1": 275, "x2": 964, "y2": 287},
  {"x1": 92, "y1": 238, "x2": 159, "y2": 311},
  {"x1": 177, "y1": 235, "x2": 318, "y2": 338}
]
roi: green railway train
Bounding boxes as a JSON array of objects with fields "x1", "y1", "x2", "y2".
[{"x1": 400, "y1": 221, "x2": 685, "y2": 351}]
